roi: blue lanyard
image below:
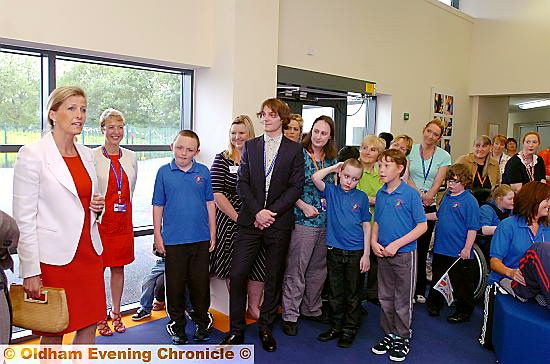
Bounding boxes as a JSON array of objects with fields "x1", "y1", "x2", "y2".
[
  {"x1": 102, "y1": 146, "x2": 124, "y2": 202},
  {"x1": 420, "y1": 145, "x2": 435, "y2": 187},
  {"x1": 527, "y1": 227, "x2": 544, "y2": 244},
  {"x1": 264, "y1": 144, "x2": 278, "y2": 178}
]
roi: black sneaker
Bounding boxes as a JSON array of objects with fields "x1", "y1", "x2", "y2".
[
  {"x1": 194, "y1": 325, "x2": 210, "y2": 342},
  {"x1": 171, "y1": 333, "x2": 189, "y2": 345},
  {"x1": 372, "y1": 334, "x2": 394, "y2": 355},
  {"x1": 389, "y1": 336, "x2": 410, "y2": 362},
  {"x1": 131, "y1": 309, "x2": 151, "y2": 321}
]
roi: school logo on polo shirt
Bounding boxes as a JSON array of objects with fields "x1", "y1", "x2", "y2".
[
  {"x1": 452, "y1": 202, "x2": 460, "y2": 209},
  {"x1": 352, "y1": 203, "x2": 360, "y2": 211},
  {"x1": 394, "y1": 198, "x2": 404, "y2": 209},
  {"x1": 195, "y1": 176, "x2": 205, "y2": 184}
]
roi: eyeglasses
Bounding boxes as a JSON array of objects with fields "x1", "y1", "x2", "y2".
[{"x1": 447, "y1": 179, "x2": 460, "y2": 185}]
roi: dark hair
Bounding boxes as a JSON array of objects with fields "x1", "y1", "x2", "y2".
[
  {"x1": 256, "y1": 98, "x2": 291, "y2": 129},
  {"x1": 378, "y1": 149, "x2": 407, "y2": 177},
  {"x1": 378, "y1": 132, "x2": 394, "y2": 149},
  {"x1": 173, "y1": 129, "x2": 200, "y2": 149},
  {"x1": 301, "y1": 115, "x2": 337, "y2": 160},
  {"x1": 447, "y1": 164, "x2": 473, "y2": 189},
  {"x1": 337, "y1": 146, "x2": 359, "y2": 162},
  {"x1": 513, "y1": 181, "x2": 550, "y2": 225},
  {"x1": 506, "y1": 137, "x2": 518, "y2": 147}
]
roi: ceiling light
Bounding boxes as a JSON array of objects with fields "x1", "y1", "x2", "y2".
[{"x1": 517, "y1": 99, "x2": 550, "y2": 110}]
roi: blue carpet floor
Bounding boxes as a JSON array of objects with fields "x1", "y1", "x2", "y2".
[{"x1": 97, "y1": 303, "x2": 497, "y2": 363}]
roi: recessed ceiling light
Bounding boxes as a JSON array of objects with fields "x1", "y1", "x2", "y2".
[{"x1": 517, "y1": 99, "x2": 550, "y2": 110}]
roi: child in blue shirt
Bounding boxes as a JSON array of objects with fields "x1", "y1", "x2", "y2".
[
  {"x1": 371, "y1": 149, "x2": 427, "y2": 362},
  {"x1": 426, "y1": 163, "x2": 480, "y2": 323},
  {"x1": 311, "y1": 158, "x2": 371, "y2": 349},
  {"x1": 152, "y1": 130, "x2": 216, "y2": 345}
]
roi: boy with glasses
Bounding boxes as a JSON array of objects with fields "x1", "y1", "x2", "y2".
[{"x1": 426, "y1": 164, "x2": 480, "y2": 323}]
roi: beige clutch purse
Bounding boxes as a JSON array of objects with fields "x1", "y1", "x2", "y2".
[{"x1": 10, "y1": 284, "x2": 69, "y2": 333}]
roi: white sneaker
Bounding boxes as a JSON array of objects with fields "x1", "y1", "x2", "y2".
[{"x1": 414, "y1": 295, "x2": 426, "y2": 304}]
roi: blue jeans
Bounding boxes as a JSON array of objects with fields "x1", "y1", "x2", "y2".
[{"x1": 139, "y1": 258, "x2": 165, "y2": 313}]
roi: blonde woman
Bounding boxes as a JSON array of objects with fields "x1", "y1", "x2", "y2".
[
  {"x1": 93, "y1": 108, "x2": 137, "y2": 336},
  {"x1": 210, "y1": 115, "x2": 265, "y2": 320},
  {"x1": 407, "y1": 119, "x2": 451, "y2": 303},
  {"x1": 13, "y1": 86, "x2": 105, "y2": 344},
  {"x1": 284, "y1": 114, "x2": 304, "y2": 142}
]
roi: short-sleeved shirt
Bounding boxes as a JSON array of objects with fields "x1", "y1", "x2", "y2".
[
  {"x1": 152, "y1": 159, "x2": 214, "y2": 245},
  {"x1": 502, "y1": 153, "x2": 546, "y2": 185},
  {"x1": 408, "y1": 144, "x2": 451, "y2": 192},
  {"x1": 480, "y1": 201, "x2": 506, "y2": 229},
  {"x1": 357, "y1": 163, "x2": 383, "y2": 217},
  {"x1": 374, "y1": 181, "x2": 427, "y2": 253},
  {"x1": 324, "y1": 183, "x2": 371, "y2": 251},
  {"x1": 489, "y1": 215, "x2": 550, "y2": 284},
  {"x1": 294, "y1": 148, "x2": 337, "y2": 228},
  {"x1": 434, "y1": 190, "x2": 480, "y2": 258}
]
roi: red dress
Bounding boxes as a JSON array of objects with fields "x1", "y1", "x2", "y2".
[
  {"x1": 36, "y1": 155, "x2": 106, "y2": 336},
  {"x1": 98, "y1": 154, "x2": 134, "y2": 267}
]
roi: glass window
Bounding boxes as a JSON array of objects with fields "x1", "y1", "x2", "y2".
[
  {"x1": 133, "y1": 151, "x2": 172, "y2": 227},
  {"x1": 56, "y1": 59, "x2": 183, "y2": 146},
  {"x1": 0, "y1": 45, "x2": 192, "y2": 337},
  {"x1": 0, "y1": 51, "x2": 42, "y2": 145},
  {"x1": 302, "y1": 105, "x2": 335, "y2": 132}
]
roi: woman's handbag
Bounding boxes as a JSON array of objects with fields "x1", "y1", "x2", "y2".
[{"x1": 9, "y1": 284, "x2": 69, "y2": 333}]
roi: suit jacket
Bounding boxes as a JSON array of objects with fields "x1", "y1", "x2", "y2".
[
  {"x1": 13, "y1": 132, "x2": 102, "y2": 278},
  {"x1": 236, "y1": 135, "x2": 305, "y2": 230},
  {"x1": 93, "y1": 146, "x2": 137, "y2": 222}
]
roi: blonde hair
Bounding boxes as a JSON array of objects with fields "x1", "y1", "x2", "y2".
[
  {"x1": 361, "y1": 134, "x2": 386, "y2": 153},
  {"x1": 491, "y1": 184, "x2": 513, "y2": 200},
  {"x1": 99, "y1": 108, "x2": 125, "y2": 127},
  {"x1": 288, "y1": 114, "x2": 304, "y2": 131},
  {"x1": 223, "y1": 115, "x2": 255, "y2": 161},
  {"x1": 46, "y1": 86, "x2": 86, "y2": 128},
  {"x1": 493, "y1": 134, "x2": 508, "y2": 146},
  {"x1": 391, "y1": 134, "x2": 413, "y2": 155}
]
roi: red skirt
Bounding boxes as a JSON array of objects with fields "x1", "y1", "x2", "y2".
[{"x1": 34, "y1": 233, "x2": 106, "y2": 336}]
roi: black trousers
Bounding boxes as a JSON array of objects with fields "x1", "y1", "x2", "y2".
[
  {"x1": 427, "y1": 253, "x2": 475, "y2": 315},
  {"x1": 230, "y1": 225, "x2": 291, "y2": 333},
  {"x1": 415, "y1": 205, "x2": 436, "y2": 297},
  {"x1": 326, "y1": 247, "x2": 365, "y2": 333},
  {"x1": 165, "y1": 242, "x2": 210, "y2": 335}
]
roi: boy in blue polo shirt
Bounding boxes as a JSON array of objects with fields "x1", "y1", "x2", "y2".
[
  {"x1": 311, "y1": 158, "x2": 371, "y2": 349},
  {"x1": 152, "y1": 130, "x2": 216, "y2": 345},
  {"x1": 426, "y1": 163, "x2": 480, "y2": 323},
  {"x1": 371, "y1": 149, "x2": 427, "y2": 362}
]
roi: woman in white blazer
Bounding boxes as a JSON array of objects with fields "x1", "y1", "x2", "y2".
[
  {"x1": 13, "y1": 86, "x2": 106, "y2": 344},
  {"x1": 93, "y1": 108, "x2": 137, "y2": 336}
]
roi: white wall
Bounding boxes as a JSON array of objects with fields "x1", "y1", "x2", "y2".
[
  {"x1": 0, "y1": 0, "x2": 214, "y2": 68},
  {"x1": 469, "y1": 1, "x2": 550, "y2": 95},
  {"x1": 278, "y1": 0, "x2": 474, "y2": 158}
]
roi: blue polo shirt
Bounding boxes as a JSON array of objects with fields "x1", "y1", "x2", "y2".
[
  {"x1": 374, "y1": 181, "x2": 426, "y2": 253},
  {"x1": 324, "y1": 183, "x2": 371, "y2": 251},
  {"x1": 489, "y1": 215, "x2": 550, "y2": 284},
  {"x1": 434, "y1": 190, "x2": 480, "y2": 258},
  {"x1": 480, "y1": 201, "x2": 502, "y2": 229},
  {"x1": 152, "y1": 159, "x2": 214, "y2": 245}
]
